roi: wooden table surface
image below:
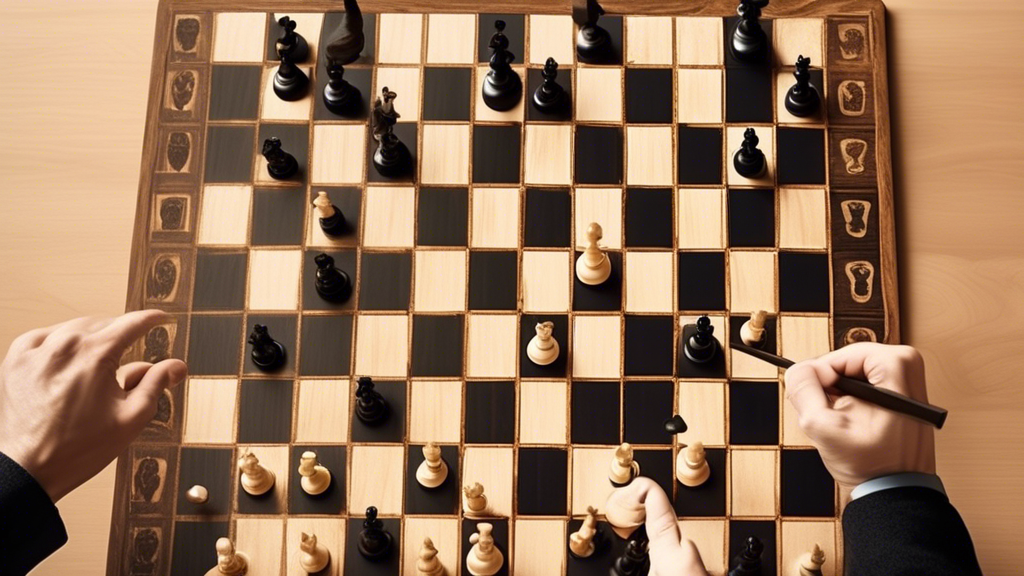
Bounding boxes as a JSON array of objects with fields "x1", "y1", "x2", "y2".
[{"x1": 2, "y1": 0, "x2": 1021, "y2": 574}]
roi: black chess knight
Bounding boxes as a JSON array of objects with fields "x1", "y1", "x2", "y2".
[
  {"x1": 262, "y1": 137, "x2": 299, "y2": 180},
  {"x1": 482, "y1": 20, "x2": 523, "y2": 111},
  {"x1": 684, "y1": 315, "x2": 719, "y2": 364},
  {"x1": 731, "y1": 0, "x2": 770, "y2": 62},
  {"x1": 276, "y1": 16, "x2": 309, "y2": 62},
  {"x1": 355, "y1": 376, "x2": 389, "y2": 426},
  {"x1": 358, "y1": 506, "x2": 393, "y2": 561},
  {"x1": 325, "y1": 0, "x2": 365, "y2": 65},
  {"x1": 785, "y1": 55, "x2": 820, "y2": 117},
  {"x1": 322, "y1": 61, "x2": 362, "y2": 116},
  {"x1": 574, "y1": 0, "x2": 614, "y2": 64},
  {"x1": 248, "y1": 324, "x2": 286, "y2": 371},
  {"x1": 273, "y1": 53, "x2": 310, "y2": 101},
  {"x1": 371, "y1": 87, "x2": 410, "y2": 176},
  {"x1": 532, "y1": 57, "x2": 568, "y2": 115},
  {"x1": 729, "y1": 536, "x2": 764, "y2": 576},
  {"x1": 733, "y1": 128, "x2": 767, "y2": 178},
  {"x1": 313, "y1": 253, "x2": 352, "y2": 303}
]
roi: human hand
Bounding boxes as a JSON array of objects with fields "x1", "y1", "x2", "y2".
[
  {"x1": 0, "y1": 310, "x2": 187, "y2": 503},
  {"x1": 784, "y1": 342, "x2": 936, "y2": 497},
  {"x1": 613, "y1": 476, "x2": 709, "y2": 576}
]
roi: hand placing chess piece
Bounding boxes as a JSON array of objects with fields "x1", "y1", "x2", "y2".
[
  {"x1": 527, "y1": 321, "x2": 560, "y2": 365},
  {"x1": 299, "y1": 532, "x2": 331, "y2": 573},
  {"x1": 675, "y1": 442, "x2": 711, "y2": 487},
  {"x1": 463, "y1": 482, "x2": 488, "y2": 516},
  {"x1": 740, "y1": 310, "x2": 767, "y2": 347},
  {"x1": 237, "y1": 450, "x2": 275, "y2": 496},
  {"x1": 205, "y1": 537, "x2": 249, "y2": 576},
  {"x1": 568, "y1": 505, "x2": 602, "y2": 559},
  {"x1": 417, "y1": 537, "x2": 446, "y2": 576},
  {"x1": 604, "y1": 476, "x2": 646, "y2": 540},
  {"x1": 416, "y1": 442, "x2": 449, "y2": 489},
  {"x1": 797, "y1": 543, "x2": 825, "y2": 576},
  {"x1": 298, "y1": 451, "x2": 332, "y2": 496},
  {"x1": 609, "y1": 442, "x2": 640, "y2": 487},
  {"x1": 575, "y1": 222, "x2": 612, "y2": 286},
  {"x1": 358, "y1": 506, "x2": 393, "y2": 561},
  {"x1": 466, "y1": 523, "x2": 504, "y2": 576}
]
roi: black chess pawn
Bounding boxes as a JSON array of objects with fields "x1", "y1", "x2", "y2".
[
  {"x1": 482, "y1": 20, "x2": 523, "y2": 112},
  {"x1": 357, "y1": 506, "x2": 393, "y2": 561},
  {"x1": 314, "y1": 253, "x2": 352, "y2": 303},
  {"x1": 663, "y1": 414, "x2": 688, "y2": 435},
  {"x1": 371, "y1": 88, "x2": 411, "y2": 177},
  {"x1": 733, "y1": 128, "x2": 767, "y2": 178},
  {"x1": 276, "y1": 16, "x2": 309, "y2": 62},
  {"x1": 273, "y1": 53, "x2": 310, "y2": 101},
  {"x1": 325, "y1": 0, "x2": 365, "y2": 65},
  {"x1": 322, "y1": 61, "x2": 362, "y2": 116},
  {"x1": 355, "y1": 376, "x2": 389, "y2": 426},
  {"x1": 728, "y1": 536, "x2": 764, "y2": 576},
  {"x1": 785, "y1": 55, "x2": 820, "y2": 117},
  {"x1": 575, "y1": 0, "x2": 614, "y2": 64},
  {"x1": 731, "y1": 0, "x2": 770, "y2": 62},
  {"x1": 532, "y1": 57, "x2": 568, "y2": 114},
  {"x1": 248, "y1": 324, "x2": 286, "y2": 371},
  {"x1": 684, "y1": 315, "x2": 719, "y2": 364},
  {"x1": 610, "y1": 537, "x2": 649, "y2": 576},
  {"x1": 262, "y1": 137, "x2": 299, "y2": 180}
]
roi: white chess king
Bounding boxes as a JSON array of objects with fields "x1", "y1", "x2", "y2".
[
  {"x1": 575, "y1": 221, "x2": 612, "y2": 285},
  {"x1": 466, "y1": 523, "x2": 504, "y2": 576}
]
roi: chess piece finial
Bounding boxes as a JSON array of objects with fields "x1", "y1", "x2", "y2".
[
  {"x1": 730, "y1": 535, "x2": 765, "y2": 575},
  {"x1": 575, "y1": 221, "x2": 612, "y2": 285},
  {"x1": 740, "y1": 310, "x2": 768, "y2": 347},
  {"x1": 797, "y1": 543, "x2": 825, "y2": 576},
  {"x1": 482, "y1": 19, "x2": 523, "y2": 111},
  {"x1": 208, "y1": 537, "x2": 248, "y2": 576},
  {"x1": 463, "y1": 482, "x2": 488, "y2": 515},
  {"x1": 185, "y1": 484, "x2": 209, "y2": 504},
  {"x1": 299, "y1": 532, "x2": 331, "y2": 573},
  {"x1": 276, "y1": 16, "x2": 309, "y2": 62},
  {"x1": 467, "y1": 523, "x2": 504, "y2": 576},
  {"x1": 568, "y1": 505, "x2": 601, "y2": 559},
  {"x1": 237, "y1": 449, "x2": 275, "y2": 496},
  {"x1": 417, "y1": 537, "x2": 446, "y2": 576},
  {"x1": 609, "y1": 442, "x2": 640, "y2": 486},
  {"x1": 416, "y1": 442, "x2": 450, "y2": 489},
  {"x1": 676, "y1": 441, "x2": 711, "y2": 487},
  {"x1": 526, "y1": 321, "x2": 560, "y2": 365},
  {"x1": 299, "y1": 450, "x2": 332, "y2": 495},
  {"x1": 613, "y1": 537, "x2": 650, "y2": 576}
]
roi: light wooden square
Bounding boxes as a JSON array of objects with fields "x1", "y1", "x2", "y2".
[
  {"x1": 676, "y1": 381, "x2": 726, "y2": 447},
  {"x1": 779, "y1": 188, "x2": 827, "y2": 249},
  {"x1": 627, "y1": 126, "x2": 674, "y2": 186},
  {"x1": 403, "y1": 518, "x2": 459, "y2": 576},
  {"x1": 677, "y1": 188, "x2": 725, "y2": 249},
  {"x1": 727, "y1": 126, "x2": 775, "y2": 187},
  {"x1": 515, "y1": 519, "x2": 566, "y2": 574},
  {"x1": 213, "y1": 12, "x2": 267, "y2": 62},
  {"x1": 295, "y1": 380, "x2": 349, "y2": 443},
  {"x1": 572, "y1": 447, "x2": 616, "y2": 514},
  {"x1": 378, "y1": 13, "x2": 424, "y2": 64},
  {"x1": 285, "y1": 518, "x2": 345, "y2": 576},
  {"x1": 520, "y1": 380, "x2": 568, "y2": 445},
  {"x1": 676, "y1": 17, "x2": 722, "y2": 65},
  {"x1": 236, "y1": 445, "x2": 289, "y2": 511},
  {"x1": 198, "y1": 185, "x2": 252, "y2": 246},
  {"x1": 183, "y1": 378, "x2": 238, "y2": 444},
  {"x1": 350, "y1": 445, "x2": 405, "y2": 514},
  {"x1": 781, "y1": 521, "x2": 837, "y2": 576},
  {"x1": 248, "y1": 249, "x2": 302, "y2": 310},
  {"x1": 422, "y1": 124, "x2": 470, "y2": 185},
  {"x1": 522, "y1": 251, "x2": 570, "y2": 312},
  {"x1": 427, "y1": 14, "x2": 476, "y2": 64},
  {"x1": 375, "y1": 67, "x2": 422, "y2": 122},
  {"x1": 410, "y1": 380, "x2": 462, "y2": 443},
  {"x1": 728, "y1": 251, "x2": 777, "y2": 313},
  {"x1": 529, "y1": 15, "x2": 575, "y2": 65},
  {"x1": 783, "y1": 391, "x2": 814, "y2": 448},
  {"x1": 271, "y1": 13, "x2": 325, "y2": 63},
  {"x1": 773, "y1": 18, "x2": 824, "y2": 67},
  {"x1": 626, "y1": 251, "x2": 674, "y2": 313},
  {"x1": 467, "y1": 314, "x2": 518, "y2": 377},
  {"x1": 363, "y1": 186, "x2": 415, "y2": 248},
  {"x1": 731, "y1": 449, "x2": 777, "y2": 517},
  {"x1": 572, "y1": 315, "x2": 621, "y2": 379},
  {"x1": 311, "y1": 124, "x2": 366, "y2": 184},
  {"x1": 475, "y1": 66, "x2": 526, "y2": 122},
  {"x1": 775, "y1": 71, "x2": 825, "y2": 125},
  {"x1": 414, "y1": 250, "x2": 467, "y2": 311},
  {"x1": 626, "y1": 17, "x2": 674, "y2": 65},
  {"x1": 780, "y1": 315, "x2": 830, "y2": 362},
  {"x1": 236, "y1": 518, "x2": 284, "y2": 576},
  {"x1": 677, "y1": 68, "x2": 723, "y2": 124},
  {"x1": 261, "y1": 65, "x2": 314, "y2": 120},
  {"x1": 678, "y1": 520, "x2": 727, "y2": 576},
  {"x1": 354, "y1": 315, "x2": 410, "y2": 377},
  {"x1": 576, "y1": 67, "x2": 623, "y2": 122},
  {"x1": 575, "y1": 188, "x2": 622, "y2": 249},
  {"x1": 525, "y1": 124, "x2": 572, "y2": 186},
  {"x1": 462, "y1": 447, "x2": 513, "y2": 517},
  {"x1": 471, "y1": 188, "x2": 520, "y2": 248}
]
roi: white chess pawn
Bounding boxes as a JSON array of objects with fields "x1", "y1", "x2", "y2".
[
  {"x1": 205, "y1": 537, "x2": 249, "y2": 576},
  {"x1": 298, "y1": 451, "x2": 332, "y2": 496},
  {"x1": 463, "y1": 482, "x2": 488, "y2": 516},
  {"x1": 466, "y1": 523, "x2": 504, "y2": 576},
  {"x1": 675, "y1": 442, "x2": 711, "y2": 487},
  {"x1": 526, "y1": 321, "x2": 560, "y2": 366},
  {"x1": 608, "y1": 442, "x2": 640, "y2": 486},
  {"x1": 604, "y1": 484, "x2": 647, "y2": 540},
  {"x1": 313, "y1": 190, "x2": 336, "y2": 219},
  {"x1": 575, "y1": 222, "x2": 612, "y2": 285},
  {"x1": 740, "y1": 310, "x2": 767, "y2": 347},
  {"x1": 185, "y1": 484, "x2": 209, "y2": 504},
  {"x1": 299, "y1": 532, "x2": 330, "y2": 573},
  {"x1": 416, "y1": 442, "x2": 449, "y2": 489},
  {"x1": 798, "y1": 543, "x2": 826, "y2": 576},
  {"x1": 237, "y1": 450, "x2": 275, "y2": 496},
  {"x1": 568, "y1": 505, "x2": 599, "y2": 558},
  {"x1": 417, "y1": 537, "x2": 446, "y2": 576}
]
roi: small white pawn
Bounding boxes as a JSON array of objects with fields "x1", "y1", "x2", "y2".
[
  {"x1": 675, "y1": 442, "x2": 711, "y2": 487},
  {"x1": 185, "y1": 484, "x2": 209, "y2": 504},
  {"x1": 604, "y1": 484, "x2": 646, "y2": 540},
  {"x1": 313, "y1": 190, "x2": 336, "y2": 219},
  {"x1": 798, "y1": 543, "x2": 826, "y2": 576},
  {"x1": 205, "y1": 537, "x2": 249, "y2": 576},
  {"x1": 298, "y1": 451, "x2": 332, "y2": 496},
  {"x1": 527, "y1": 321, "x2": 560, "y2": 366},
  {"x1": 575, "y1": 222, "x2": 612, "y2": 285},
  {"x1": 466, "y1": 523, "x2": 504, "y2": 576},
  {"x1": 417, "y1": 537, "x2": 446, "y2": 576},
  {"x1": 568, "y1": 505, "x2": 599, "y2": 558},
  {"x1": 608, "y1": 442, "x2": 640, "y2": 486},
  {"x1": 416, "y1": 442, "x2": 449, "y2": 489},
  {"x1": 299, "y1": 532, "x2": 330, "y2": 573},
  {"x1": 238, "y1": 450, "x2": 275, "y2": 496},
  {"x1": 463, "y1": 482, "x2": 488, "y2": 516},
  {"x1": 740, "y1": 310, "x2": 768, "y2": 347}
]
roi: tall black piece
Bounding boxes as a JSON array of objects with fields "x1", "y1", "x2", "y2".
[
  {"x1": 325, "y1": 0, "x2": 364, "y2": 65},
  {"x1": 262, "y1": 137, "x2": 299, "y2": 180},
  {"x1": 314, "y1": 253, "x2": 352, "y2": 303},
  {"x1": 322, "y1": 61, "x2": 362, "y2": 116},
  {"x1": 733, "y1": 128, "x2": 766, "y2": 178},
  {"x1": 731, "y1": 0, "x2": 770, "y2": 62},
  {"x1": 684, "y1": 315, "x2": 719, "y2": 364},
  {"x1": 728, "y1": 536, "x2": 764, "y2": 576},
  {"x1": 248, "y1": 324, "x2": 286, "y2": 371},
  {"x1": 355, "y1": 376, "x2": 389, "y2": 426},
  {"x1": 481, "y1": 20, "x2": 523, "y2": 111},
  {"x1": 532, "y1": 57, "x2": 568, "y2": 114},
  {"x1": 574, "y1": 0, "x2": 614, "y2": 64},
  {"x1": 357, "y1": 506, "x2": 393, "y2": 561},
  {"x1": 610, "y1": 537, "x2": 650, "y2": 576},
  {"x1": 276, "y1": 16, "x2": 309, "y2": 62},
  {"x1": 273, "y1": 53, "x2": 310, "y2": 101},
  {"x1": 371, "y1": 87, "x2": 410, "y2": 176},
  {"x1": 785, "y1": 55, "x2": 820, "y2": 117}
]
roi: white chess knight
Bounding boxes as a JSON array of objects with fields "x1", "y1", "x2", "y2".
[
  {"x1": 575, "y1": 222, "x2": 612, "y2": 285},
  {"x1": 417, "y1": 537, "x2": 446, "y2": 576},
  {"x1": 466, "y1": 523, "x2": 504, "y2": 576},
  {"x1": 298, "y1": 451, "x2": 332, "y2": 495},
  {"x1": 237, "y1": 450, "x2": 275, "y2": 496},
  {"x1": 416, "y1": 442, "x2": 449, "y2": 488},
  {"x1": 526, "y1": 321, "x2": 560, "y2": 365},
  {"x1": 675, "y1": 441, "x2": 711, "y2": 487},
  {"x1": 205, "y1": 537, "x2": 249, "y2": 576},
  {"x1": 568, "y1": 505, "x2": 600, "y2": 558},
  {"x1": 299, "y1": 532, "x2": 330, "y2": 573}
]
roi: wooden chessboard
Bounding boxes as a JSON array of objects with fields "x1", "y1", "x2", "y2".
[{"x1": 108, "y1": 0, "x2": 897, "y2": 574}]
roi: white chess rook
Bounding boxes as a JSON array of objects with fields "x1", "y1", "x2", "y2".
[
  {"x1": 675, "y1": 442, "x2": 711, "y2": 487},
  {"x1": 466, "y1": 523, "x2": 504, "y2": 576},
  {"x1": 299, "y1": 532, "x2": 331, "y2": 573},
  {"x1": 298, "y1": 450, "x2": 332, "y2": 495},
  {"x1": 416, "y1": 442, "x2": 449, "y2": 488},
  {"x1": 575, "y1": 222, "x2": 612, "y2": 285},
  {"x1": 526, "y1": 321, "x2": 560, "y2": 365}
]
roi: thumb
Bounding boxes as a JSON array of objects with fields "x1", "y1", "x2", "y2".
[{"x1": 120, "y1": 359, "x2": 187, "y2": 433}]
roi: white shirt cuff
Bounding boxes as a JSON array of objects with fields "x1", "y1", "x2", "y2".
[{"x1": 850, "y1": 472, "x2": 946, "y2": 500}]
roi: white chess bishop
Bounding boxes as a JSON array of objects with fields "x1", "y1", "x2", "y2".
[
  {"x1": 298, "y1": 451, "x2": 332, "y2": 495},
  {"x1": 527, "y1": 321, "x2": 559, "y2": 365},
  {"x1": 575, "y1": 222, "x2": 612, "y2": 285},
  {"x1": 416, "y1": 442, "x2": 449, "y2": 488},
  {"x1": 298, "y1": 532, "x2": 330, "y2": 573},
  {"x1": 237, "y1": 450, "x2": 275, "y2": 496},
  {"x1": 417, "y1": 537, "x2": 446, "y2": 576},
  {"x1": 466, "y1": 523, "x2": 504, "y2": 576},
  {"x1": 798, "y1": 543, "x2": 826, "y2": 576},
  {"x1": 205, "y1": 537, "x2": 249, "y2": 576},
  {"x1": 675, "y1": 441, "x2": 711, "y2": 487}
]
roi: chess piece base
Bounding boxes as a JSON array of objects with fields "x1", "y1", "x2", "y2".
[
  {"x1": 416, "y1": 459, "x2": 449, "y2": 489},
  {"x1": 316, "y1": 269, "x2": 352, "y2": 303},
  {"x1": 279, "y1": 35, "x2": 309, "y2": 63},
  {"x1": 466, "y1": 543, "x2": 503, "y2": 576},
  {"x1": 684, "y1": 335, "x2": 719, "y2": 364},
  {"x1": 576, "y1": 25, "x2": 613, "y2": 63},
  {"x1": 319, "y1": 210, "x2": 347, "y2": 237},
  {"x1": 301, "y1": 469, "x2": 332, "y2": 496},
  {"x1": 733, "y1": 148, "x2": 767, "y2": 179},
  {"x1": 576, "y1": 253, "x2": 612, "y2": 286},
  {"x1": 273, "y1": 68, "x2": 310, "y2": 102},
  {"x1": 241, "y1": 469, "x2": 275, "y2": 496},
  {"x1": 608, "y1": 460, "x2": 640, "y2": 487},
  {"x1": 323, "y1": 82, "x2": 362, "y2": 117},
  {"x1": 482, "y1": 70, "x2": 523, "y2": 112},
  {"x1": 267, "y1": 154, "x2": 299, "y2": 180},
  {"x1": 356, "y1": 399, "x2": 389, "y2": 427},
  {"x1": 372, "y1": 141, "x2": 411, "y2": 177},
  {"x1": 567, "y1": 527, "x2": 603, "y2": 560},
  {"x1": 204, "y1": 552, "x2": 250, "y2": 576},
  {"x1": 786, "y1": 85, "x2": 821, "y2": 117},
  {"x1": 675, "y1": 451, "x2": 711, "y2": 487},
  {"x1": 527, "y1": 336, "x2": 560, "y2": 366},
  {"x1": 532, "y1": 85, "x2": 568, "y2": 115},
  {"x1": 731, "y1": 21, "x2": 768, "y2": 62},
  {"x1": 358, "y1": 531, "x2": 393, "y2": 562},
  {"x1": 252, "y1": 341, "x2": 287, "y2": 371}
]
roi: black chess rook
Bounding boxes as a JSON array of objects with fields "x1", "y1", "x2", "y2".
[
  {"x1": 273, "y1": 53, "x2": 310, "y2": 101},
  {"x1": 262, "y1": 137, "x2": 299, "y2": 180},
  {"x1": 358, "y1": 506, "x2": 393, "y2": 561},
  {"x1": 355, "y1": 376, "x2": 389, "y2": 426},
  {"x1": 482, "y1": 20, "x2": 523, "y2": 111},
  {"x1": 323, "y1": 61, "x2": 362, "y2": 116},
  {"x1": 532, "y1": 57, "x2": 568, "y2": 114},
  {"x1": 276, "y1": 16, "x2": 309, "y2": 62},
  {"x1": 785, "y1": 55, "x2": 821, "y2": 117},
  {"x1": 731, "y1": 0, "x2": 770, "y2": 62},
  {"x1": 248, "y1": 324, "x2": 286, "y2": 371},
  {"x1": 314, "y1": 253, "x2": 352, "y2": 303},
  {"x1": 733, "y1": 127, "x2": 767, "y2": 178}
]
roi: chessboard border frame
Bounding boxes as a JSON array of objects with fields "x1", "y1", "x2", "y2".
[{"x1": 108, "y1": 0, "x2": 897, "y2": 573}]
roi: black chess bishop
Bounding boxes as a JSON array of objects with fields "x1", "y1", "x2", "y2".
[
  {"x1": 684, "y1": 315, "x2": 719, "y2": 364},
  {"x1": 358, "y1": 506, "x2": 393, "y2": 561},
  {"x1": 262, "y1": 137, "x2": 299, "y2": 180},
  {"x1": 733, "y1": 128, "x2": 767, "y2": 178},
  {"x1": 355, "y1": 376, "x2": 389, "y2": 426},
  {"x1": 610, "y1": 536, "x2": 650, "y2": 576},
  {"x1": 313, "y1": 253, "x2": 352, "y2": 303},
  {"x1": 482, "y1": 20, "x2": 523, "y2": 111},
  {"x1": 532, "y1": 57, "x2": 568, "y2": 115},
  {"x1": 574, "y1": 0, "x2": 614, "y2": 64},
  {"x1": 275, "y1": 16, "x2": 309, "y2": 62},
  {"x1": 322, "y1": 61, "x2": 362, "y2": 116},
  {"x1": 325, "y1": 0, "x2": 364, "y2": 65},
  {"x1": 248, "y1": 324, "x2": 286, "y2": 371},
  {"x1": 785, "y1": 55, "x2": 820, "y2": 117},
  {"x1": 729, "y1": 536, "x2": 764, "y2": 576},
  {"x1": 371, "y1": 87, "x2": 411, "y2": 176},
  {"x1": 273, "y1": 53, "x2": 309, "y2": 101},
  {"x1": 731, "y1": 0, "x2": 770, "y2": 62}
]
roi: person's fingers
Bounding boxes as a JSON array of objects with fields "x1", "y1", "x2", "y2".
[
  {"x1": 784, "y1": 360, "x2": 847, "y2": 441},
  {"x1": 119, "y1": 359, "x2": 187, "y2": 432},
  {"x1": 7, "y1": 324, "x2": 60, "y2": 355},
  {"x1": 817, "y1": 342, "x2": 927, "y2": 400},
  {"x1": 89, "y1": 310, "x2": 169, "y2": 358},
  {"x1": 38, "y1": 316, "x2": 112, "y2": 355},
  {"x1": 118, "y1": 361, "x2": 155, "y2": 393},
  {"x1": 625, "y1": 477, "x2": 680, "y2": 550}
]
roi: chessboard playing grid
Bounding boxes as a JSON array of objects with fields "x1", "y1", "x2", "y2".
[{"x1": 111, "y1": 1, "x2": 897, "y2": 575}]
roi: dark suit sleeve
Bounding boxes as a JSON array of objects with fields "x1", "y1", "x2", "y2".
[
  {"x1": 0, "y1": 451, "x2": 68, "y2": 576},
  {"x1": 843, "y1": 486, "x2": 982, "y2": 576}
]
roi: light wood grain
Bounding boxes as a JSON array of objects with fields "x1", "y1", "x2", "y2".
[
  {"x1": 514, "y1": 519, "x2": 566, "y2": 574},
  {"x1": 730, "y1": 449, "x2": 777, "y2": 517},
  {"x1": 519, "y1": 380, "x2": 569, "y2": 445}
]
